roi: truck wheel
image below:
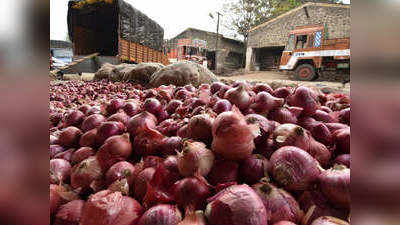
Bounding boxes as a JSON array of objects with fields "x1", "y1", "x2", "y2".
[{"x1": 294, "y1": 64, "x2": 317, "y2": 81}]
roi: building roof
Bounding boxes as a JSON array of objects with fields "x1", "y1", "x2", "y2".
[
  {"x1": 172, "y1": 27, "x2": 243, "y2": 44},
  {"x1": 50, "y1": 40, "x2": 73, "y2": 49},
  {"x1": 250, "y1": 2, "x2": 350, "y2": 32}
]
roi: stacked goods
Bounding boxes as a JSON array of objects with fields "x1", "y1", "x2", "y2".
[
  {"x1": 123, "y1": 63, "x2": 164, "y2": 84},
  {"x1": 50, "y1": 80, "x2": 350, "y2": 225}
]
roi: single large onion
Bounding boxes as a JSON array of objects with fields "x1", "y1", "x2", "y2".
[
  {"x1": 79, "y1": 129, "x2": 98, "y2": 148},
  {"x1": 334, "y1": 154, "x2": 350, "y2": 168},
  {"x1": 80, "y1": 190, "x2": 144, "y2": 225},
  {"x1": 251, "y1": 91, "x2": 284, "y2": 114},
  {"x1": 105, "y1": 99, "x2": 125, "y2": 115},
  {"x1": 161, "y1": 136, "x2": 183, "y2": 156},
  {"x1": 338, "y1": 108, "x2": 350, "y2": 125},
  {"x1": 310, "y1": 216, "x2": 349, "y2": 225},
  {"x1": 252, "y1": 181, "x2": 302, "y2": 224},
  {"x1": 270, "y1": 146, "x2": 322, "y2": 191},
  {"x1": 54, "y1": 200, "x2": 85, "y2": 225},
  {"x1": 205, "y1": 184, "x2": 268, "y2": 225},
  {"x1": 55, "y1": 148, "x2": 75, "y2": 162},
  {"x1": 287, "y1": 86, "x2": 319, "y2": 116},
  {"x1": 318, "y1": 165, "x2": 350, "y2": 209},
  {"x1": 105, "y1": 161, "x2": 137, "y2": 192},
  {"x1": 96, "y1": 121, "x2": 125, "y2": 146},
  {"x1": 239, "y1": 154, "x2": 268, "y2": 184},
  {"x1": 273, "y1": 87, "x2": 292, "y2": 99},
  {"x1": 245, "y1": 114, "x2": 274, "y2": 145},
  {"x1": 108, "y1": 112, "x2": 130, "y2": 126},
  {"x1": 127, "y1": 111, "x2": 157, "y2": 136},
  {"x1": 253, "y1": 83, "x2": 273, "y2": 94},
  {"x1": 134, "y1": 125, "x2": 165, "y2": 156},
  {"x1": 59, "y1": 127, "x2": 82, "y2": 148},
  {"x1": 310, "y1": 123, "x2": 333, "y2": 146},
  {"x1": 188, "y1": 114, "x2": 214, "y2": 144},
  {"x1": 313, "y1": 110, "x2": 334, "y2": 123},
  {"x1": 64, "y1": 110, "x2": 85, "y2": 128},
  {"x1": 143, "y1": 98, "x2": 163, "y2": 115},
  {"x1": 71, "y1": 156, "x2": 103, "y2": 193},
  {"x1": 138, "y1": 204, "x2": 182, "y2": 225},
  {"x1": 333, "y1": 128, "x2": 350, "y2": 154},
  {"x1": 212, "y1": 107, "x2": 259, "y2": 161},
  {"x1": 71, "y1": 147, "x2": 95, "y2": 165},
  {"x1": 166, "y1": 100, "x2": 183, "y2": 115},
  {"x1": 50, "y1": 145, "x2": 65, "y2": 159},
  {"x1": 97, "y1": 133, "x2": 132, "y2": 172},
  {"x1": 177, "y1": 141, "x2": 215, "y2": 177},
  {"x1": 81, "y1": 114, "x2": 106, "y2": 132},
  {"x1": 123, "y1": 101, "x2": 141, "y2": 117},
  {"x1": 134, "y1": 167, "x2": 156, "y2": 202},
  {"x1": 212, "y1": 99, "x2": 232, "y2": 114},
  {"x1": 207, "y1": 160, "x2": 239, "y2": 186},
  {"x1": 224, "y1": 85, "x2": 252, "y2": 110},
  {"x1": 50, "y1": 159, "x2": 71, "y2": 184},
  {"x1": 268, "y1": 107, "x2": 301, "y2": 125},
  {"x1": 172, "y1": 177, "x2": 211, "y2": 209}
]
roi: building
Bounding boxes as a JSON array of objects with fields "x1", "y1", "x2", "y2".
[
  {"x1": 165, "y1": 28, "x2": 245, "y2": 74},
  {"x1": 50, "y1": 40, "x2": 73, "y2": 64},
  {"x1": 246, "y1": 2, "x2": 350, "y2": 71}
]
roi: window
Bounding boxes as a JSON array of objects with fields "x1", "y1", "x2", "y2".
[
  {"x1": 295, "y1": 35, "x2": 308, "y2": 49},
  {"x1": 308, "y1": 34, "x2": 314, "y2": 48},
  {"x1": 285, "y1": 34, "x2": 295, "y2": 51}
]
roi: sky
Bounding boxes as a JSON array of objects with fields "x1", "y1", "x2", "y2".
[{"x1": 50, "y1": 0, "x2": 350, "y2": 41}]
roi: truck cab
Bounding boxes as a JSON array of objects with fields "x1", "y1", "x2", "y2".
[{"x1": 280, "y1": 25, "x2": 350, "y2": 81}]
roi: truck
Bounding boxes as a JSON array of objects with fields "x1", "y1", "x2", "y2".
[{"x1": 279, "y1": 25, "x2": 350, "y2": 81}]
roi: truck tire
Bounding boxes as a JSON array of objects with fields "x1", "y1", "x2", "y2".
[{"x1": 294, "y1": 64, "x2": 317, "y2": 81}]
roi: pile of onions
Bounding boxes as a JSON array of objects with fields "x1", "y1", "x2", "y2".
[
  {"x1": 177, "y1": 141, "x2": 215, "y2": 177},
  {"x1": 205, "y1": 184, "x2": 268, "y2": 225},
  {"x1": 212, "y1": 107, "x2": 259, "y2": 161}
]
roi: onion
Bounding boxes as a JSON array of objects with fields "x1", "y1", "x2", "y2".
[
  {"x1": 54, "y1": 200, "x2": 85, "y2": 225},
  {"x1": 299, "y1": 117, "x2": 319, "y2": 131},
  {"x1": 96, "y1": 121, "x2": 125, "y2": 145},
  {"x1": 79, "y1": 128, "x2": 98, "y2": 148},
  {"x1": 318, "y1": 165, "x2": 350, "y2": 209},
  {"x1": 185, "y1": 85, "x2": 196, "y2": 92},
  {"x1": 319, "y1": 106, "x2": 333, "y2": 114},
  {"x1": 50, "y1": 135, "x2": 59, "y2": 145},
  {"x1": 210, "y1": 82, "x2": 225, "y2": 94},
  {"x1": 108, "y1": 112, "x2": 130, "y2": 126},
  {"x1": 252, "y1": 181, "x2": 302, "y2": 224},
  {"x1": 59, "y1": 127, "x2": 82, "y2": 148},
  {"x1": 55, "y1": 148, "x2": 75, "y2": 162},
  {"x1": 205, "y1": 184, "x2": 268, "y2": 225},
  {"x1": 177, "y1": 141, "x2": 215, "y2": 177},
  {"x1": 212, "y1": 99, "x2": 232, "y2": 114},
  {"x1": 254, "y1": 138, "x2": 276, "y2": 160},
  {"x1": 268, "y1": 107, "x2": 302, "y2": 125},
  {"x1": 78, "y1": 105, "x2": 92, "y2": 115},
  {"x1": 80, "y1": 190, "x2": 144, "y2": 225},
  {"x1": 270, "y1": 146, "x2": 322, "y2": 191},
  {"x1": 310, "y1": 216, "x2": 349, "y2": 225},
  {"x1": 87, "y1": 106, "x2": 101, "y2": 115},
  {"x1": 50, "y1": 113, "x2": 63, "y2": 126},
  {"x1": 142, "y1": 156, "x2": 162, "y2": 169},
  {"x1": 71, "y1": 156, "x2": 103, "y2": 193},
  {"x1": 332, "y1": 128, "x2": 350, "y2": 154},
  {"x1": 97, "y1": 133, "x2": 132, "y2": 172},
  {"x1": 64, "y1": 110, "x2": 85, "y2": 128},
  {"x1": 133, "y1": 125, "x2": 165, "y2": 156},
  {"x1": 338, "y1": 108, "x2": 350, "y2": 125},
  {"x1": 172, "y1": 177, "x2": 211, "y2": 209},
  {"x1": 177, "y1": 124, "x2": 191, "y2": 138},
  {"x1": 178, "y1": 209, "x2": 206, "y2": 225},
  {"x1": 127, "y1": 111, "x2": 157, "y2": 136},
  {"x1": 71, "y1": 147, "x2": 95, "y2": 165},
  {"x1": 207, "y1": 160, "x2": 239, "y2": 185},
  {"x1": 251, "y1": 91, "x2": 284, "y2": 114},
  {"x1": 50, "y1": 184, "x2": 65, "y2": 215},
  {"x1": 138, "y1": 204, "x2": 182, "y2": 225},
  {"x1": 273, "y1": 221, "x2": 297, "y2": 225},
  {"x1": 188, "y1": 114, "x2": 214, "y2": 143},
  {"x1": 310, "y1": 123, "x2": 333, "y2": 146},
  {"x1": 105, "y1": 161, "x2": 137, "y2": 192},
  {"x1": 166, "y1": 100, "x2": 183, "y2": 115},
  {"x1": 105, "y1": 99, "x2": 124, "y2": 115},
  {"x1": 224, "y1": 85, "x2": 252, "y2": 110},
  {"x1": 134, "y1": 167, "x2": 156, "y2": 202},
  {"x1": 50, "y1": 145, "x2": 65, "y2": 159},
  {"x1": 81, "y1": 114, "x2": 106, "y2": 132},
  {"x1": 334, "y1": 154, "x2": 350, "y2": 168},
  {"x1": 157, "y1": 119, "x2": 181, "y2": 136},
  {"x1": 239, "y1": 154, "x2": 268, "y2": 184},
  {"x1": 50, "y1": 159, "x2": 71, "y2": 184},
  {"x1": 313, "y1": 110, "x2": 334, "y2": 123},
  {"x1": 217, "y1": 85, "x2": 230, "y2": 98},
  {"x1": 176, "y1": 89, "x2": 192, "y2": 101},
  {"x1": 143, "y1": 98, "x2": 162, "y2": 115},
  {"x1": 253, "y1": 83, "x2": 273, "y2": 94},
  {"x1": 245, "y1": 114, "x2": 274, "y2": 145},
  {"x1": 325, "y1": 123, "x2": 349, "y2": 133},
  {"x1": 212, "y1": 107, "x2": 259, "y2": 161},
  {"x1": 123, "y1": 101, "x2": 141, "y2": 117},
  {"x1": 161, "y1": 136, "x2": 182, "y2": 156},
  {"x1": 273, "y1": 87, "x2": 292, "y2": 99},
  {"x1": 287, "y1": 86, "x2": 319, "y2": 116}
]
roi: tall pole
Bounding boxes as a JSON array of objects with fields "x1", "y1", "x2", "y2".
[{"x1": 215, "y1": 12, "x2": 222, "y2": 72}]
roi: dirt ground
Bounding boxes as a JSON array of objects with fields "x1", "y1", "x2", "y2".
[{"x1": 218, "y1": 71, "x2": 350, "y2": 94}]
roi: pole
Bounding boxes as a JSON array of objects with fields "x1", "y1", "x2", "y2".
[{"x1": 215, "y1": 12, "x2": 222, "y2": 72}]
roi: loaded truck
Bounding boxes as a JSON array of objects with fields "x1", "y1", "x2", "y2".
[{"x1": 279, "y1": 25, "x2": 350, "y2": 81}]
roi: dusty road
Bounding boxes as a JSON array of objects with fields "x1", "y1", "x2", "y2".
[{"x1": 218, "y1": 71, "x2": 350, "y2": 94}]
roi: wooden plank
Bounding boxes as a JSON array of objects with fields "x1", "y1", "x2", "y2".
[{"x1": 51, "y1": 53, "x2": 100, "y2": 74}]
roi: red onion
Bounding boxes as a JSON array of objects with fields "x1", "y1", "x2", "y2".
[
  {"x1": 334, "y1": 154, "x2": 350, "y2": 168},
  {"x1": 161, "y1": 136, "x2": 183, "y2": 156},
  {"x1": 212, "y1": 107, "x2": 258, "y2": 161},
  {"x1": 299, "y1": 117, "x2": 319, "y2": 131},
  {"x1": 210, "y1": 82, "x2": 225, "y2": 94},
  {"x1": 55, "y1": 148, "x2": 75, "y2": 162},
  {"x1": 253, "y1": 83, "x2": 273, "y2": 94},
  {"x1": 54, "y1": 200, "x2": 85, "y2": 225},
  {"x1": 269, "y1": 107, "x2": 302, "y2": 125},
  {"x1": 205, "y1": 184, "x2": 268, "y2": 225},
  {"x1": 239, "y1": 154, "x2": 268, "y2": 184},
  {"x1": 81, "y1": 114, "x2": 106, "y2": 132},
  {"x1": 123, "y1": 101, "x2": 141, "y2": 117},
  {"x1": 127, "y1": 111, "x2": 157, "y2": 136},
  {"x1": 270, "y1": 146, "x2": 322, "y2": 191},
  {"x1": 176, "y1": 89, "x2": 192, "y2": 101},
  {"x1": 50, "y1": 159, "x2": 71, "y2": 184},
  {"x1": 97, "y1": 133, "x2": 132, "y2": 172},
  {"x1": 313, "y1": 110, "x2": 334, "y2": 123},
  {"x1": 64, "y1": 110, "x2": 85, "y2": 128},
  {"x1": 177, "y1": 141, "x2": 215, "y2": 177},
  {"x1": 224, "y1": 85, "x2": 252, "y2": 110},
  {"x1": 212, "y1": 99, "x2": 232, "y2": 114},
  {"x1": 273, "y1": 87, "x2": 292, "y2": 99},
  {"x1": 177, "y1": 124, "x2": 190, "y2": 138},
  {"x1": 59, "y1": 127, "x2": 82, "y2": 148},
  {"x1": 50, "y1": 145, "x2": 65, "y2": 159},
  {"x1": 252, "y1": 182, "x2": 302, "y2": 224},
  {"x1": 251, "y1": 91, "x2": 284, "y2": 114},
  {"x1": 143, "y1": 98, "x2": 162, "y2": 115},
  {"x1": 138, "y1": 204, "x2": 182, "y2": 225},
  {"x1": 310, "y1": 123, "x2": 333, "y2": 146},
  {"x1": 134, "y1": 167, "x2": 156, "y2": 202},
  {"x1": 134, "y1": 126, "x2": 164, "y2": 156},
  {"x1": 80, "y1": 190, "x2": 144, "y2": 225},
  {"x1": 50, "y1": 113, "x2": 63, "y2": 126},
  {"x1": 79, "y1": 128, "x2": 98, "y2": 148},
  {"x1": 333, "y1": 128, "x2": 350, "y2": 154},
  {"x1": 178, "y1": 209, "x2": 206, "y2": 225},
  {"x1": 207, "y1": 160, "x2": 239, "y2": 185},
  {"x1": 172, "y1": 177, "x2": 211, "y2": 209},
  {"x1": 185, "y1": 85, "x2": 196, "y2": 92},
  {"x1": 108, "y1": 112, "x2": 130, "y2": 126},
  {"x1": 217, "y1": 85, "x2": 230, "y2": 98},
  {"x1": 87, "y1": 106, "x2": 101, "y2": 115},
  {"x1": 310, "y1": 216, "x2": 349, "y2": 225},
  {"x1": 188, "y1": 114, "x2": 214, "y2": 143},
  {"x1": 71, "y1": 156, "x2": 103, "y2": 193},
  {"x1": 142, "y1": 156, "x2": 162, "y2": 169},
  {"x1": 318, "y1": 165, "x2": 350, "y2": 209},
  {"x1": 254, "y1": 138, "x2": 276, "y2": 160},
  {"x1": 273, "y1": 221, "x2": 297, "y2": 225},
  {"x1": 325, "y1": 123, "x2": 349, "y2": 133},
  {"x1": 96, "y1": 121, "x2": 125, "y2": 145},
  {"x1": 245, "y1": 114, "x2": 274, "y2": 145},
  {"x1": 320, "y1": 106, "x2": 333, "y2": 113},
  {"x1": 157, "y1": 119, "x2": 180, "y2": 136},
  {"x1": 50, "y1": 135, "x2": 59, "y2": 145},
  {"x1": 338, "y1": 108, "x2": 350, "y2": 125},
  {"x1": 105, "y1": 99, "x2": 124, "y2": 115},
  {"x1": 50, "y1": 185, "x2": 65, "y2": 215},
  {"x1": 105, "y1": 161, "x2": 137, "y2": 192},
  {"x1": 71, "y1": 147, "x2": 95, "y2": 165},
  {"x1": 287, "y1": 86, "x2": 319, "y2": 116},
  {"x1": 166, "y1": 100, "x2": 183, "y2": 115},
  {"x1": 78, "y1": 105, "x2": 92, "y2": 115}
]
